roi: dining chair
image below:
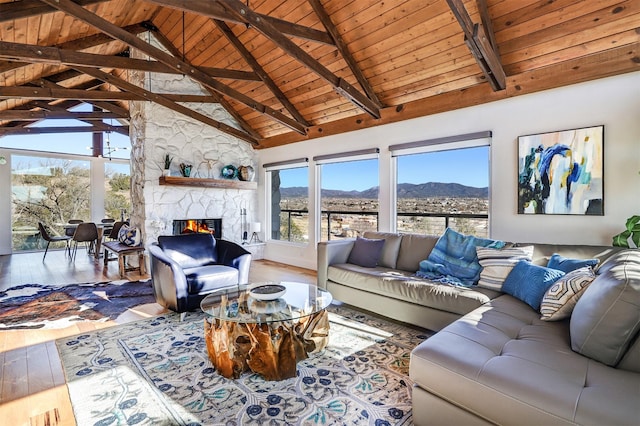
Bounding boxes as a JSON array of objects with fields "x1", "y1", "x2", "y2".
[
  {"x1": 38, "y1": 222, "x2": 72, "y2": 261},
  {"x1": 65, "y1": 219, "x2": 84, "y2": 237},
  {"x1": 105, "y1": 220, "x2": 126, "y2": 241},
  {"x1": 71, "y1": 222, "x2": 99, "y2": 261}
]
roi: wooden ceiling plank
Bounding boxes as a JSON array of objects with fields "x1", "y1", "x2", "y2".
[
  {"x1": 150, "y1": 26, "x2": 262, "y2": 139},
  {"x1": 260, "y1": 42, "x2": 639, "y2": 148},
  {"x1": 214, "y1": 19, "x2": 310, "y2": 127},
  {"x1": 38, "y1": 0, "x2": 306, "y2": 135},
  {"x1": 147, "y1": 0, "x2": 334, "y2": 45},
  {"x1": 73, "y1": 66, "x2": 258, "y2": 145},
  {"x1": 219, "y1": 0, "x2": 380, "y2": 119},
  {"x1": 306, "y1": 0, "x2": 381, "y2": 108}
]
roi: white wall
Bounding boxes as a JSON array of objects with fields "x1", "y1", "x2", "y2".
[{"x1": 257, "y1": 72, "x2": 640, "y2": 270}]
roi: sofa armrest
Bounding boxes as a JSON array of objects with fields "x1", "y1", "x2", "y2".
[
  {"x1": 148, "y1": 243, "x2": 189, "y2": 311},
  {"x1": 317, "y1": 239, "x2": 355, "y2": 289},
  {"x1": 216, "y1": 239, "x2": 252, "y2": 285}
]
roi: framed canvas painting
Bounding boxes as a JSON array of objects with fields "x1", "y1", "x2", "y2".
[{"x1": 518, "y1": 125, "x2": 604, "y2": 215}]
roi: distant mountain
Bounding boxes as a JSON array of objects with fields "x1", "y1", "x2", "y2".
[{"x1": 279, "y1": 183, "x2": 487, "y2": 198}]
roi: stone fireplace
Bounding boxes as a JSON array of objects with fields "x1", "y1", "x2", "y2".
[{"x1": 128, "y1": 34, "x2": 258, "y2": 248}]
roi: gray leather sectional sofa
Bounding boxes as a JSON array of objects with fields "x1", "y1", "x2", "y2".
[{"x1": 317, "y1": 231, "x2": 640, "y2": 425}]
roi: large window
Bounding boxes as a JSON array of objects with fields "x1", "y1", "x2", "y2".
[
  {"x1": 11, "y1": 155, "x2": 92, "y2": 251},
  {"x1": 267, "y1": 160, "x2": 309, "y2": 243},
  {"x1": 393, "y1": 134, "x2": 490, "y2": 237},
  {"x1": 317, "y1": 151, "x2": 379, "y2": 241},
  {"x1": 105, "y1": 162, "x2": 131, "y2": 221}
]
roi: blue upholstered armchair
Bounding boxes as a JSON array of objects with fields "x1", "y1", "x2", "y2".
[{"x1": 148, "y1": 233, "x2": 251, "y2": 315}]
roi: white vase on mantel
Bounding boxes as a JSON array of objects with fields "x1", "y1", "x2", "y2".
[{"x1": 162, "y1": 169, "x2": 170, "y2": 177}]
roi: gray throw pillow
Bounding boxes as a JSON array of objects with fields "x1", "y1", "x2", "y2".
[
  {"x1": 347, "y1": 236, "x2": 385, "y2": 268},
  {"x1": 570, "y1": 250, "x2": 640, "y2": 366}
]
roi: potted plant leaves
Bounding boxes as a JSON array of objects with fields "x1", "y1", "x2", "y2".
[{"x1": 612, "y1": 215, "x2": 640, "y2": 248}]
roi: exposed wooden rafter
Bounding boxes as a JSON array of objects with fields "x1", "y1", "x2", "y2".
[
  {"x1": 0, "y1": 110, "x2": 125, "y2": 121},
  {"x1": 39, "y1": 0, "x2": 307, "y2": 137},
  {"x1": 73, "y1": 66, "x2": 258, "y2": 145},
  {"x1": 0, "y1": 124, "x2": 126, "y2": 136},
  {"x1": 144, "y1": 0, "x2": 335, "y2": 45},
  {"x1": 306, "y1": 0, "x2": 381, "y2": 108},
  {"x1": 446, "y1": 0, "x2": 506, "y2": 91},
  {"x1": 214, "y1": 19, "x2": 310, "y2": 127},
  {"x1": 0, "y1": 41, "x2": 260, "y2": 81},
  {"x1": 148, "y1": 26, "x2": 262, "y2": 140},
  {"x1": 0, "y1": 0, "x2": 108, "y2": 23}
]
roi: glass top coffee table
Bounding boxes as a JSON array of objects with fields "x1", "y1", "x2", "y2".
[{"x1": 200, "y1": 282, "x2": 333, "y2": 381}]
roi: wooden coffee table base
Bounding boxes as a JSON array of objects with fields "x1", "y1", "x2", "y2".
[{"x1": 204, "y1": 309, "x2": 329, "y2": 381}]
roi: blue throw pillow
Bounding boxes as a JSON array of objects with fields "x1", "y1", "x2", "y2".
[
  {"x1": 347, "y1": 236, "x2": 385, "y2": 268},
  {"x1": 502, "y1": 260, "x2": 565, "y2": 311},
  {"x1": 547, "y1": 253, "x2": 599, "y2": 273},
  {"x1": 417, "y1": 228, "x2": 505, "y2": 286}
]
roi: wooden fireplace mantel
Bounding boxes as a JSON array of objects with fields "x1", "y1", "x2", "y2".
[{"x1": 159, "y1": 176, "x2": 257, "y2": 190}]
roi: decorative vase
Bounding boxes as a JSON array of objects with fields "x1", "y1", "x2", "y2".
[
  {"x1": 162, "y1": 169, "x2": 170, "y2": 177},
  {"x1": 179, "y1": 163, "x2": 192, "y2": 177},
  {"x1": 238, "y1": 165, "x2": 255, "y2": 181}
]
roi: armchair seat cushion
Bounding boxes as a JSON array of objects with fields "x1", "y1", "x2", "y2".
[{"x1": 183, "y1": 265, "x2": 239, "y2": 294}]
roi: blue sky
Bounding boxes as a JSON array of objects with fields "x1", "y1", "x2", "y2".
[{"x1": 281, "y1": 146, "x2": 489, "y2": 191}]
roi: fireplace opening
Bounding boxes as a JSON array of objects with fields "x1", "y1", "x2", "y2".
[{"x1": 172, "y1": 218, "x2": 222, "y2": 238}]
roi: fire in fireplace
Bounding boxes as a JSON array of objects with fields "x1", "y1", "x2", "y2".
[{"x1": 172, "y1": 219, "x2": 222, "y2": 238}]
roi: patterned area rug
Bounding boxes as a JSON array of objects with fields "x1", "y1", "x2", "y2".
[
  {"x1": 56, "y1": 305, "x2": 432, "y2": 425},
  {"x1": 0, "y1": 280, "x2": 155, "y2": 329}
]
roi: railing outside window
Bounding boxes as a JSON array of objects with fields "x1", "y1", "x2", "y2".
[{"x1": 277, "y1": 209, "x2": 489, "y2": 242}]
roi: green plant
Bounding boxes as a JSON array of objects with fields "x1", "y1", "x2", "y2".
[
  {"x1": 612, "y1": 215, "x2": 640, "y2": 248},
  {"x1": 164, "y1": 154, "x2": 173, "y2": 169}
]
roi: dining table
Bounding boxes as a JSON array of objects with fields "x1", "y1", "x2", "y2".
[{"x1": 63, "y1": 222, "x2": 109, "y2": 260}]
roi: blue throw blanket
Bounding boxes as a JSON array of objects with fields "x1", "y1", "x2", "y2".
[{"x1": 417, "y1": 228, "x2": 505, "y2": 286}]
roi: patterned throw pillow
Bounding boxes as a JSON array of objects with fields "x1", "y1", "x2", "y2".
[
  {"x1": 118, "y1": 224, "x2": 141, "y2": 247},
  {"x1": 540, "y1": 267, "x2": 596, "y2": 321},
  {"x1": 476, "y1": 246, "x2": 534, "y2": 291}
]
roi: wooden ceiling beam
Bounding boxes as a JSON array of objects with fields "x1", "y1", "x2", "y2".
[
  {"x1": 0, "y1": 110, "x2": 124, "y2": 120},
  {"x1": 149, "y1": 27, "x2": 261, "y2": 140},
  {"x1": 306, "y1": 0, "x2": 381, "y2": 108},
  {"x1": 446, "y1": 0, "x2": 506, "y2": 91},
  {"x1": 146, "y1": 0, "x2": 334, "y2": 46},
  {"x1": 0, "y1": 41, "x2": 260, "y2": 81},
  {"x1": 73, "y1": 66, "x2": 258, "y2": 145},
  {"x1": 214, "y1": 19, "x2": 310, "y2": 127},
  {"x1": 0, "y1": 86, "x2": 140, "y2": 101},
  {"x1": 0, "y1": 125, "x2": 126, "y2": 136},
  {"x1": 0, "y1": 0, "x2": 107, "y2": 23},
  {"x1": 39, "y1": 0, "x2": 305, "y2": 135},
  {"x1": 219, "y1": 0, "x2": 381, "y2": 119}
]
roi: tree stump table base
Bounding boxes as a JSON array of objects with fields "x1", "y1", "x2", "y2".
[{"x1": 204, "y1": 309, "x2": 330, "y2": 381}]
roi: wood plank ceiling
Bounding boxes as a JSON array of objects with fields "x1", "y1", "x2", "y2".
[{"x1": 0, "y1": 0, "x2": 638, "y2": 148}]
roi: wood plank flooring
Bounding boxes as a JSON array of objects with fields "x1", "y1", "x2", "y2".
[{"x1": 0, "y1": 248, "x2": 316, "y2": 426}]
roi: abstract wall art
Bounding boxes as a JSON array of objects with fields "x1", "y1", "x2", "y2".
[{"x1": 518, "y1": 125, "x2": 604, "y2": 215}]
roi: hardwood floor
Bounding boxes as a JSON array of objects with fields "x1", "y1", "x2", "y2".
[{"x1": 0, "y1": 249, "x2": 316, "y2": 426}]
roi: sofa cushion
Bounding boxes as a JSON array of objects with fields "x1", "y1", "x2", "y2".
[
  {"x1": 363, "y1": 231, "x2": 403, "y2": 268},
  {"x1": 347, "y1": 236, "x2": 385, "y2": 268},
  {"x1": 547, "y1": 253, "x2": 599, "y2": 273},
  {"x1": 327, "y1": 263, "x2": 499, "y2": 315},
  {"x1": 183, "y1": 264, "x2": 238, "y2": 294},
  {"x1": 410, "y1": 295, "x2": 640, "y2": 425},
  {"x1": 417, "y1": 228, "x2": 505, "y2": 286},
  {"x1": 476, "y1": 245, "x2": 534, "y2": 291},
  {"x1": 540, "y1": 267, "x2": 595, "y2": 321},
  {"x1": 502, "y1": 260, "x2": 565, "y2": 311},
  {"x1": 570, "y1": 249, "x2": 640, "y2": 366},
  {"x1": 396, "y1": 233, "x2": 439, "y2": 272},
  {"x1": 158, "y1": 233, "x2": 217, "y2": 268}
]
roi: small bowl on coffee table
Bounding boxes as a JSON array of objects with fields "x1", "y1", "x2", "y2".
[{"x1": 248, "y1": 283, "x2": 287, "y2": 301}]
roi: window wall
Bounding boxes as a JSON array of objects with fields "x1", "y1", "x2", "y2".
[
  {"x1": 392, "y1": 136, "x2": 490, "y2": 238},
  {"x1": 317, "y1": 153, "x2": 379, "y2": 241},
  {"x1": 266, "y1": 161, "x2": 309, "y2": 243}
]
